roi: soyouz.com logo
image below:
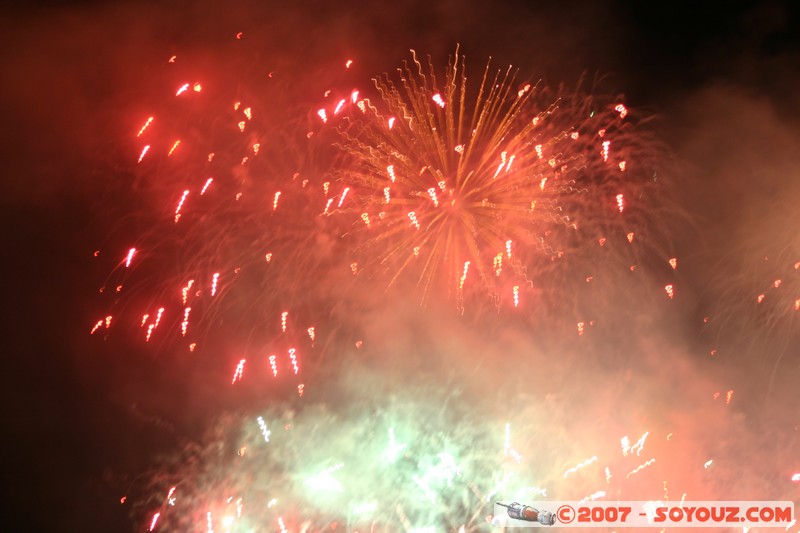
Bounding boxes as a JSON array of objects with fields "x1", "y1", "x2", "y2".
[{"x1": 492, "y1": 501, "x2": 796, "y2": 528}]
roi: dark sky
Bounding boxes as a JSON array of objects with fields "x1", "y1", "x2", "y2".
[{"x1": 1, "y1": 1, "x2": 799, "y2": 531}]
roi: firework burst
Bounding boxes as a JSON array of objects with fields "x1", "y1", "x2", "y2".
[
  {"x1": 329, "y1": 47, "x2": 675, "y2": 315},
  {"x1": 90, "y1": 43, "x2": 362, "y2": 390},
  {"x1": 702, "y1": 206, "x2": 800, "y2": 399}
]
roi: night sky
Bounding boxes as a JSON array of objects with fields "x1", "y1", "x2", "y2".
[{"x1": 2, "y1": 1, "x2": 799, "y2": 532}]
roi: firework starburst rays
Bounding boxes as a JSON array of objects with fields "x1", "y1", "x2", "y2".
[{"x1": 334, "y1": 48, "x2": 655, "y2": 312}]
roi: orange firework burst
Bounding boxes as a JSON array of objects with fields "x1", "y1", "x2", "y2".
[
  {"x1": 331, "y1": 47, "x2": 672, "y2": 312},
  {"x1": 703, "y1": 216, "x2": 800, "y2": 396}
]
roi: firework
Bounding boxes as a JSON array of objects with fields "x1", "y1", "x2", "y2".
[
  {"x1": 93, "y1": 43, "x2": 795, "y2": 533},
  {"x1": 327, "y1": 47, "x2": 675, "y2": 317},
  {"x1": 89, "y1": 41, "x2": 363, "y2": 392}
]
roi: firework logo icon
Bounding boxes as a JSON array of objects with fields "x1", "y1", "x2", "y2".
[{"x1": 495, "y1": 501, "x2": 556, "y2": 525}]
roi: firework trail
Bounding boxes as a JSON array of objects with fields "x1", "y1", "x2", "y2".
[{"x1": 326, "y1": 47, "x2": 677, "y2": 320}]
